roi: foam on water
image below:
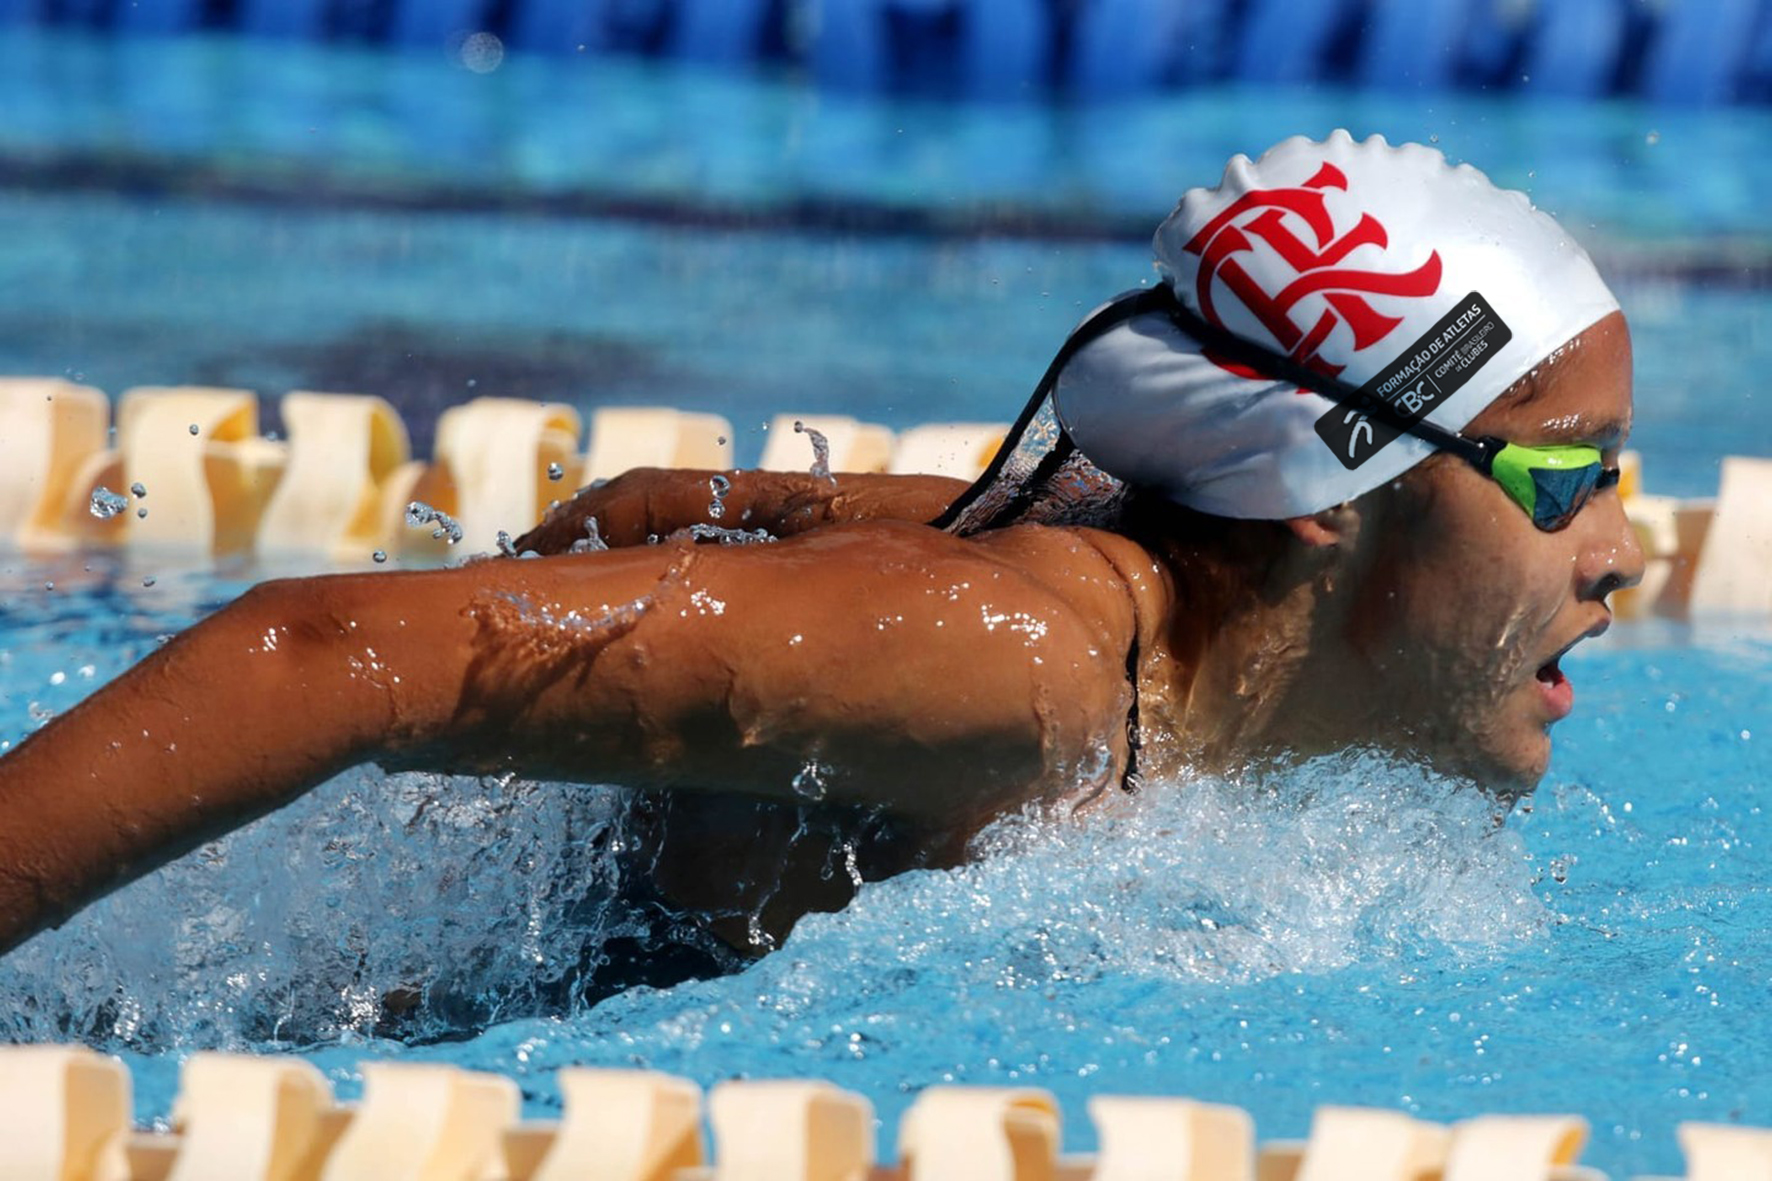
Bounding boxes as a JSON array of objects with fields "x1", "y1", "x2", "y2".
[{"x1": 0, "y1": 746, "x2": 1539, "y2": 1104}]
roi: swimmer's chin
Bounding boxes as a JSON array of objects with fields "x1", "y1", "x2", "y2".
[{"x1": 1449, "y1": 733, "x2": 1552, "y2": 808}]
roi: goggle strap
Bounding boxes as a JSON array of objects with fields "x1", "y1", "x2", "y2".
[{"x1": 1159, "y1": 293, "x2": 1499, "y2": 472}]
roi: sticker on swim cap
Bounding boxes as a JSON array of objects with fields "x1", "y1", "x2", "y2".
[
  {"x1": 1312, "y1": 291, "x2": 1513, "y2": 469},
  {"x1": 1052, "y1": 130, "x2": 1620, "y2": 519}
]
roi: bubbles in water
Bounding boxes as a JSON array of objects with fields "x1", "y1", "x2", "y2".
[
  {"x1": 794, "y1": 420, "x2": 834, "y2": 482},
  {"x1": 708, "y1": 474, "x2": 731, "y2": 520},
  {"x1": 129, "y1": 482, "x2": 147, "y2": 499},
  {"x1": 547, "y1": 463, "x2": 565, "y2": 482},
  {"x1": 792, "y1": 759, "x2": 831, "y2": 802},
  {"x1": 460, "y1": 31, "x2": 505, "y2": 73},
  {"x1": 88, "y1": 487, "x2": 129, "y2": 519},
  {"x1": 405, "y1": 501, "x2": 464, "y2": 545},
  {"x1": 568, "y1": 516, "x2": 609, "y2": 554}
]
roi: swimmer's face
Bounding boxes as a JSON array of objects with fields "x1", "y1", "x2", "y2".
[{"x1": 1346, "y1": 311, "x2": 1643, "y2": 792}]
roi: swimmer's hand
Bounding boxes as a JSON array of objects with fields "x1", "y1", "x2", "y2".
[
  {"x1": 0, "y1": 517, "x2": 1163, "y2": 957},
  {"x1": 515, "y1": 468, "x2": 968, "y2": 554}
]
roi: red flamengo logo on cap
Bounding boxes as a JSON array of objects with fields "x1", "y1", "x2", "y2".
[{"x1": 1182, "y1": 162, "x2": 1442, "y2": 384}]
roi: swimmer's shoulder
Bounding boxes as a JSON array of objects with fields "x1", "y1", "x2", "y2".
[{"x1": 947, "y1": 520, "x2": 1176, "y2": 649}]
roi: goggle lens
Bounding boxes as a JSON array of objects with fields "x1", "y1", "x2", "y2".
[{"x1": 1489, "y1": 443, "x2": 1620, "y2": 532}]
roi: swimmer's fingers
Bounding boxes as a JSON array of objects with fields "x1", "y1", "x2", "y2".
[{"x1": 512, "y1": 469, "x2": 969, "y2": 555}]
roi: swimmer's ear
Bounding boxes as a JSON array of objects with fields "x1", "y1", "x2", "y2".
[{"x1": 1282, "y1": 503, "x2": 1359, "y2": 549}]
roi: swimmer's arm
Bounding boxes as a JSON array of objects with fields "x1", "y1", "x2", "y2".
[
  {"x1": 514, "y1": 468, "x2": 969, "y2": 553},
  {"x1": 0, "y1": 521, "x2": 1148, "y2": 955}
]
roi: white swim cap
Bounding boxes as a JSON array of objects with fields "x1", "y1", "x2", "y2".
[{"x1": 1053, "y1": 130, "x2": 1621, "y2": 519}]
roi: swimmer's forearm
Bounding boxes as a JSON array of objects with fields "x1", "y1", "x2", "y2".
[
  {"x1": 0, "y1": 579, "x2": 402, "y2": 955},
  {"x1": 514, "y1": 469, "x2": 967, "y2": 554}
]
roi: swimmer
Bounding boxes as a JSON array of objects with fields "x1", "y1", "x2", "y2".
[{"x1": 0, "y1": 132, "x2": 1643, "y2": 965}]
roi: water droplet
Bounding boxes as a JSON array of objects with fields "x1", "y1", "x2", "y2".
[
  {"x1": 791, "y1": 758, "x2": 830, "y2": 802},
  {"x1": 88, "y1": 487, "x2": 129, "y2": 519},
  {"x1": 496, "y1": 530, "x2": 517, "y2": 558},
  {"x1": 43, "y1": 581, "x2": 53, "y2": 591},
  {"x1": 459, "y1": 30, "x2": 505, "y2": 73},
  {"x1": 547, "y1": 462, "x2": 565, "y2": 482},
  {"x1": 1645, "y1": 129, "x2": 1660, "y2": 146},
  {"x1": 569, "y1": 516, "x2": 609, "y2": 554},
  {"x1": 141, "y1": 576, "x2": 156, "y2": 588},
  {"x1": 188, "y1": 423, "x2": 199, "y2": 436},
  {"x1": 794, "y1": 420, "x2": 834, "y2": 482},
  {"x1": 717, "y1": 435, "x2": 728, "y2": 446},
  {"x1": 708, "y1": 474, "x2": 731, "y2": 520},
  {"x1": 129, "y1": 481, "x2": 147, "y2": 498},
  {"x1": 372, "y1": 550, "x2": 388, "y2": 564},
  {"x1": 404, "y1": 501, "x2": 463, "y2": 545},
  {"x1": 136, "y1": 506, "x2": 149, "y2": 519}
]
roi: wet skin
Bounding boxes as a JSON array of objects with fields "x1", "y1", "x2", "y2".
[
  {"x1": 0, "y1": 316, "x2": 1643, "y2": 956},
  {"x1": 1241, "y1": 310, "x2": 1644, "y2": 792}
]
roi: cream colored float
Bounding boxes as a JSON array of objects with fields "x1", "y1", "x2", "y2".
[
  {"x1": 114, "y1": 386, "x2": 282, "y2": 556},
  {"x1": 582, "y1": 407, "x2": 735, "y2": 483},
  {"x1": 0, "y1": 1043, "x2": 132, "y2": 1181},
  {"x1": 759, "y1": 414, "x2": 894, "y2": 475},
  {"x1": 0, "y1": 378, "x2": 112, "y2": 552},
  {"x1": 897, "y1": 1086, "x2": 1064, "y2": 1180},
  {"x1": 1442, "y1": 1114, "x2": 1601, "y2": 1181},
  {"x1": 1688, "y1": 456, "x2": 1772, "y2": 617},
  {"x1": 1087, "y1": 1096, "x2": 1254, "y2": 1181},
  {"x1": 319, "y1": 1062, "x2": 518, "y2": 1181},
  {"x1": 1667, "y1": 1121, "x2": 1772, "y2": 1180},
  {"x1": 888, "y1": 422, "x2": 1008, "y2": 480},
  {"x1": 525, "y1": 1069, "x2": 702, "y2": 1181},
  {"x1": 256, "y1": 393, "x2": 411, "y2": 562},
  {"x1": 421, "y1": 397, "x2": 582, "y2": 556},
  {"x1": 707, "y1": 1080, "x2": 873, "y2": 1181}
]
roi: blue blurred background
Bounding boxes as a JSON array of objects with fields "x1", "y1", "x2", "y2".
[
  {"x1": 2, "y1": 0, "x2": 1767, "y2": 487},
  {"x1": 5, "y1": 0, "x2": 1771, "y2": 104}
]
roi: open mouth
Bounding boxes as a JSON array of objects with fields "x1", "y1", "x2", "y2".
[{"x1": 1534, "y1": 656, "x2": 1575, "y2": 720}]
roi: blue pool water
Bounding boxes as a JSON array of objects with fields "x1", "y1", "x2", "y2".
[{"x1": 0, "y1": 26, "x2": 1770, "y2": 1180}]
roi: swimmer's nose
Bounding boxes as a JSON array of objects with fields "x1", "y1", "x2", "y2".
[{"x1": 1576, "y1": 490, "x2": 1646, "y2": 603}]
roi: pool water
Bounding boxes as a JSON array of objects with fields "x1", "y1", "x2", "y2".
[{"x1": 0, "y1": 26, "x2": 1770, "y2": 1181}]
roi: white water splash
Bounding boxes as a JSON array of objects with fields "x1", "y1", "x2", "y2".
[
  {"x1": 405, "y1": 501, "x2": 464, "y2": 545},
  {"x1": 794, "y1": 420, "x2": 834, "y2": 482}
]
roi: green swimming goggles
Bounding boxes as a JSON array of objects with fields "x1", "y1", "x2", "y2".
[{"x1": 1157, "y1": 290, "x2": 1622, "y2": 533}]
